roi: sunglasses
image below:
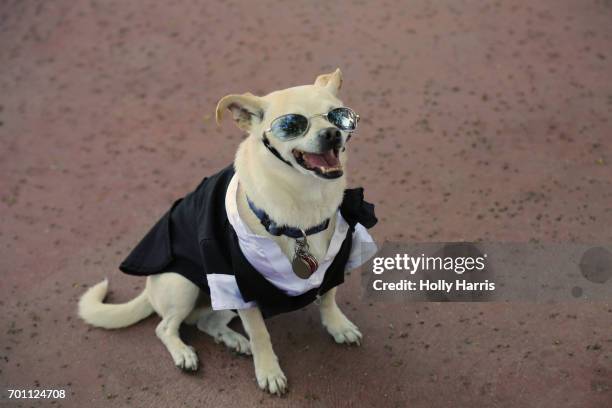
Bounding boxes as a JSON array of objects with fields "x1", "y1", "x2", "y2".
[{"x1": 266, "y1": 107, "x2": 360, "y2": 140}]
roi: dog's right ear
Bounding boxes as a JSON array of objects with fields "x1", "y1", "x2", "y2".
[
  {"x1": 314, "y1": 68, "x2": 343, "y2": 96},
  {"x1": 215, "y1": 93, "x2": 267, "y2": 132}
]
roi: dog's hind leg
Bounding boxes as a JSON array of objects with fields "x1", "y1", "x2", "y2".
[
  {"x1": 147, "y1": 273, "x2": 200, "y2": 371},
  {"x1": 194, "y1": 309, "x2": 251, "y2": 355}
]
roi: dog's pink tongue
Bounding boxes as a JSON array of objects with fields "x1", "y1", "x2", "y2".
[{"x1": 303, "y1": 150, "x2": 339, "y2": 168}]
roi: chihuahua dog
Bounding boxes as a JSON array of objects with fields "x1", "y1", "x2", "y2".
[{"x1": 78, "y1": 69, "x2": 377, "y2": 395}]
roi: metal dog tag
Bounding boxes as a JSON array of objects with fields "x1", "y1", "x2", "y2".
[{"x1": 292, "y1": 234, "x2": 318, "y2": 279}]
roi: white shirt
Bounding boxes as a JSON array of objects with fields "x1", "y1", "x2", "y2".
[{"x1": 205, "y1": 175, "x2": 377, "y2": 310}]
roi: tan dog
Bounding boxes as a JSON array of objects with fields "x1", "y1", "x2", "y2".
[{"x1": 79, "y1": 69, "x2": 374, "y2": 395}]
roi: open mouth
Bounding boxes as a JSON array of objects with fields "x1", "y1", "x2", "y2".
[{"x1": 292, "y1": 147, "x2": 343, "y2": 179}]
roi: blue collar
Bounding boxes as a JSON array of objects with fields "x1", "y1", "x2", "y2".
[{"x1": 246, "y1": 197, "x2": 330, "y2": 239}]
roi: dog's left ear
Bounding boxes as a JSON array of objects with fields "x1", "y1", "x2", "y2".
[
  {"x1": 314, "y1": 68, "x2": 343, "y2": 96},
  {"x1": 216, "y1": 93, "x2": 267, "y2": 132}
]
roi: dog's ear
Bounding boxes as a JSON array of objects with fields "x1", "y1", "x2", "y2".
[
  {"x1": 314, "y1": 68, "x2": 343, "y2": 96},
  {"x1": 216, "y1": 93, "x2": 266, "y2": 131}
]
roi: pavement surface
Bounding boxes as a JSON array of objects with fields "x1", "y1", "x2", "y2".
[{"x1": 1, "y1": 0, "x2": 612, "y2": 407}]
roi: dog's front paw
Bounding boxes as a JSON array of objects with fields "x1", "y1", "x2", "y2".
[
  {"x1": 255, "y1": 358, "x2": 287, "y2": 395},
  {"x1": 322, "y1": 309, "x2": 363, "y2": 346},
  {"x1": 171, "y1": 344, "x2": 199, "y2": 371}
]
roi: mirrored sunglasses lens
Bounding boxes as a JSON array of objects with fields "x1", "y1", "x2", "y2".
[
  {"x1": 328, "y1": 108, "x2": 357, "y2": 131},
  {"x1": 270, "y1": 114, "x2": 308, "y2": 139}
]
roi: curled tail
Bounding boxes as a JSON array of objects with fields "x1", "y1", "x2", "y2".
[{"x1": 78, "y1": 279, "x2": 154, "y2": 329}]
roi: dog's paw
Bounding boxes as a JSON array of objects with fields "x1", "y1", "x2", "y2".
[
  {"x1": 215, "y1": 330, "x2": 252, "y2": 355},
  {"x1": 255, "y1": 359, "x2": 288, "y2": 396},
  {"x1": 322, "y1": 310, "x2": 362, "y2": 346},
  {"x1": 326, "y1": 321, "x2": 362, "y2": 345},
  {"x1": 171, "y1": 344, "x2": 199, "y2": 371}
]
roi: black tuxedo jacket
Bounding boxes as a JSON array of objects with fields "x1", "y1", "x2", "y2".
[{"x1": 119, "y1": 164, "x2": 377, "y2": 318}]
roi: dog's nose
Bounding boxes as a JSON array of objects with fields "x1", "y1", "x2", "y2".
[{"x1": 317, "y1": 128, "x2": 342, "y2": 145}]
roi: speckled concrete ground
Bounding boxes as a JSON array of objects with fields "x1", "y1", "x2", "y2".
[{"x1": 1, "y1": 1, "x2": 611, "y2": 407}]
